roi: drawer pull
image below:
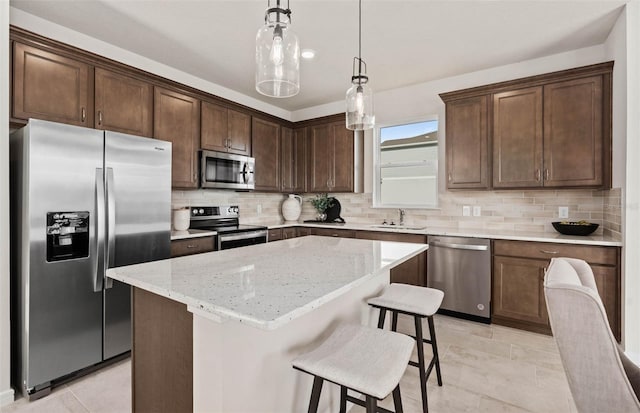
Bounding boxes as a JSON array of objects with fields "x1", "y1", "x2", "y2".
[
  {"x1": 186, "y1": 244, "x2": 196, "y2": 249},
  {"x1": 540, "y1": 249, "x2": 558, "y2": 254}
]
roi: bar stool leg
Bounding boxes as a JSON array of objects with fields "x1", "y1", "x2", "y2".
[
  {"x1": 414, "y1": 316, "x2": 429, "y2": 413},
  {"x1": 377, "y1": 308, "x2": 387, "y2": 329},
  {"x1": 308, "y1": 376, "x2": 324, "y2": 413},
  {"x1": 365, "y1": 396, "x2": 377, "y2": 413},
  {"x1": 392, "y1": 384, "x2": 404, "y2": 413},
  {"x1": 391, "y1": 310, "x2": 399, "y2": 332},
  {"x1": 427, "y1": 316, "x2": 443, "y2": 386},
  {"x1": 339, "y1": 386, "x2": 347, "y2": 413}
]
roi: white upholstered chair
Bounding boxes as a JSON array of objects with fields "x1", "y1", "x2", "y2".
[{"x1": 544, "y1": 257, "x2": 640, "y2": 413}]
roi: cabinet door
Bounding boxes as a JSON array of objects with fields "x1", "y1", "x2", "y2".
[
  {"x1": 543, "y1": 76, "x2": 603, "y2": 187},
  {"x1": 281, "y1": 127, "x2": 306, "y2": 193},
  {"x1": 201, "y1": 101, "x2": 228, "y2": 152},
  {"x1": 355, "y1": 231, "x2": 427, "y2": 286},
  {"x1": 252, "y1": 117, "x2": 281, "y2": 192},
  {"x1": 330, "y1": 121, "x2": 355, "y2": 192},
  {"x1": 227, "y1": 109, "x2": 252, "y2": 155},
  {"x1": 492, "y1": 256, "x2": 549, "y2": 328},
  {"x1": 154, "y1": 87, "x2": 200, "y2": 188},
  {"x1": 492, "y1": 87, "x2": 543, "y2": 188},
  {"x1": 592, "y1": 264, "x2": 620, "y2": 341},
  {"x1": 95, "y1": 68, "x2": 153, "y2": 137},
  {"x1": 13, "y1": 42, "x2": 93, "y2": 126},
  {"x1": 267, "y1": 228, "x2": 283, "y2": 242},
  {"x1": 445, "y1": 96, "x2": 490, "y2": 189},
  {"x1": 307, "y1": 124, "x2": 332, "y2": 192}
]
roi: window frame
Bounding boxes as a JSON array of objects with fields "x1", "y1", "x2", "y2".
[{"x1": 372, "y1": 115, "x2": 440, "y2": 209}]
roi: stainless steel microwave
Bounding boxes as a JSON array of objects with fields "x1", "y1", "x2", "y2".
[{"x1": 200, "y1": 150, "x2": 255, "y2": 190}]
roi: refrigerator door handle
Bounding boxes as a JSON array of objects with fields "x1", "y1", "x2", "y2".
[
  {"x1": 105, "y1": 167, "x2": 116, "y2": 289},
  {"x1": 94, "y1": 168, "x2": 105, "y2": 292}
]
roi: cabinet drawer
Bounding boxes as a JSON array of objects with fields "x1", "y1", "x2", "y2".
[
  {"x1": 282, "y1": 227, "x2": 297, "y2": 239},
  {"x1": 493, "y1": 240, "x2": 617, "y2": 266},
  {"x1": 355, "y1": 231, "x2": 427, "y2": 244},
  {"x1": 171, "y1": 236, "x2": 215, "y2": 258},
  {"x1": 268, "y1": 228, "x2": 283, "y2": 242},
  {"x1": 309, "y1": 228, "x2": 356, "y2": 238}
]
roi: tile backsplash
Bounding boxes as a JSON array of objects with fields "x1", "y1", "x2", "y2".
[{"x1": 172, "y1": 188, "x2": 622, "y2": 239}]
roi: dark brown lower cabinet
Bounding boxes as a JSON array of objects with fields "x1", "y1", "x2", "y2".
[
  {"x1": 492, "y1": 240, "x2": 621, "y2": 340},
  {"x1": 282, "y1": 227, "x2": 297, "y2": 239},
  {"x1": 170, "y1": 236, "x2": 215, "y2": 258},
  {"x1": 132, "y1": 288, "x2": 192, "y2": 413},
  {"x1": 355, "y1": 231, "x2": 427, "y2": 286},
  {"x1": 268, "y1": 228, "x2": 283, "y2": 242}
]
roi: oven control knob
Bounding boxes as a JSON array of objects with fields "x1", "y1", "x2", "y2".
[
  {"x1": 192, "y1": 209, "x2": 198, "y2": 215},
  {"x1": 233, "y1": 207, "x2": 239, "y2": 213},
  {"x1": 199, "y1": 209, "x2": 204, "y2": 214}
]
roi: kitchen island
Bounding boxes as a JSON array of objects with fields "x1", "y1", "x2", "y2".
[{"x1": 107, "y1": 235, "x2": 428, "y2": 413}]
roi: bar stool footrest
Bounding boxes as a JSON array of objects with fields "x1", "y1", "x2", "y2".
[{"x1": 345, "y1": 394, "x2": 396, "y2": 413}]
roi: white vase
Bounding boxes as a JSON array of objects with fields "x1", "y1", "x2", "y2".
[
  {"x1": 172, "y1": 208, "x2": 190, "y2": 231},
  {"x1": 282, "y1": 194, "x2": 302, "y2": 222}
]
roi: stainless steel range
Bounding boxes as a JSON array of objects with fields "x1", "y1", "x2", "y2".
[{"x1": 189, "y1": 206, "x2": 268, "y2": 250}]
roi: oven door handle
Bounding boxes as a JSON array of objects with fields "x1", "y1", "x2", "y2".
[{"x1": 219, "y1": 230, "x2": 268, "y2": 243}]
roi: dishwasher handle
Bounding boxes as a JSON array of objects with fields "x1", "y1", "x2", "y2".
[{"x1": 429, "y1": 240, "x2": 489, "y2": 251}]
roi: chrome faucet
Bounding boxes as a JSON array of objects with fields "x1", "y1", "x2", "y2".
[{"x1": 399, "y1": 209, "x2": 405, "y2": 226}]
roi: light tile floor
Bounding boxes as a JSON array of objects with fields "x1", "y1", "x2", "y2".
[{"x1": 3, "y1": 315, "x2": 576, "y2": 413}]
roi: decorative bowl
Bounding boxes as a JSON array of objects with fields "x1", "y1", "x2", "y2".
[{"x1": 552, "y1": 221, "x2": 599, "y2": 236}]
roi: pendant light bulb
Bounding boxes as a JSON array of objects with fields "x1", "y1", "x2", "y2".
[
  {"x1": 256, "y1": 1, "x2": 300, "y2": 98},
  {"x1": 355, "y1": 85, "x2": 364, "y2": 115},
  {"x1": 270, "y1": 25, "x2": 285, "y2": 66}
]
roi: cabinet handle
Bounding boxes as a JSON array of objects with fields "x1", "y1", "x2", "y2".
[
  {"x1": 535, "y1": 169, "x2": 541, "y2": 181},
  {"x1": 540, "y1": 249, "x2": 559, "y2": 255},
  {"x1": 186, "y1": 244, "x2": 195, "y2": 249},
  {"x1": 81, "y1": 107, "x2": 86, "y2": 122},
  {"x1": 544, "y1": 169, "x2": 550, "y2": 181},
  {"x1": 448, "y1": 172, "x2": 452, "y2": 182},
  {"x1": 98, "y1": 110, "x2": 103, "y2": 125}
]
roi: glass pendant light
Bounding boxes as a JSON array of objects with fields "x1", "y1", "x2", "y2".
[
  {"x1": 256, "y1": 0, "x2": 300, "y2": 98},
  {"x1": 346, "y1": 0, "x2": 374, "y2": 130}
]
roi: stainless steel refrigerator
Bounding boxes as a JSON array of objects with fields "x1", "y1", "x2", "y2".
[{"x1": 10, "y1": 119, "x2": 172, "y2": 399}]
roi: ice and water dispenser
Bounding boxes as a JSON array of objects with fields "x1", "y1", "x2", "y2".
[{"x1": 46, "y1": 211, "x2": 90, "y2": 262}]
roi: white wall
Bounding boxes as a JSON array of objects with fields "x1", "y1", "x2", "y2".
[{"x1": 1, "y1": 0, "x2": 14, "y2": 407}]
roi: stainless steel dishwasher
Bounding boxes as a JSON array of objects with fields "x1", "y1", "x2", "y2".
[{"x1": 427, "y1": 235, "x2": 491, "y2": 322}]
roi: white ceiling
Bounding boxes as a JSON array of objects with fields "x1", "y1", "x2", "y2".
[{"x1": 10, "y1": 0, "x2": 628, "y2": 113}]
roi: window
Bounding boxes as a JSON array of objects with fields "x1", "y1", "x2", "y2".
[{"x1": 374, "y1": 118, "x2": 439, "y2": 208}]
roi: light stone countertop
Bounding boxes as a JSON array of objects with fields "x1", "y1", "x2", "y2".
[
  {"x1": 170, "y1": 228, "x2": 216, "y2": 240},
  {"x1": 108, "y1": 236, "x2": 428, "y2": 330},
  {"x1": 265, "y1": 221, "x2": 622, "y2": 247}
]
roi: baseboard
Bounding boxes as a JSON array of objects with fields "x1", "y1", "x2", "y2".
[{"x1": 0, "y1": 387, "x2": 15, "y2": 407}]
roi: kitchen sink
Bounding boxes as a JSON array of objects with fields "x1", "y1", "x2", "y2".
[{"x1": 369, "y1": 224, "x2": 427, "y2": 231}]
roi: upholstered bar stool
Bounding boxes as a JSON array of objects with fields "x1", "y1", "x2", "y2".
[
  {"x1": 368, "y1": 284, "x2": 444, "y2": 413},
  {"x1": 292, "y1": 324, "x2": 415, "y2": 413}
]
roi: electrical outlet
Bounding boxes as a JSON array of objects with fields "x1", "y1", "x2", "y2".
[
  {"x1": 558, "y1": 206, "x2": 569, "y2": 219},
  {"x1": 462, "y1": 206, "x2": 471, "y2": 217},
  {"x1": 473, "y1": 206, "x2": 481, "y2": 217},
  {"x1": 257, "y1": 204, "x2": 262, "y2": 214}
]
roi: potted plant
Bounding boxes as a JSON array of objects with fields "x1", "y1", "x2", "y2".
[{"x1": 309, "y1": 193, "x2": 333, "y2": 221}]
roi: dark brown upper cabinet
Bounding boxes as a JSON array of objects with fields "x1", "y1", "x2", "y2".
[
  {"x1": 281, "y1": 127, "x2": 306, "y2": 193},
  {"x1": 201, "y1": 101, "x2": 251, "y2": 156},
  {"x1": 154, "y1": 87, "x2": 200, "y2": 189},
  {"x1": 95, "y1": 68, "x2": 153, "y2": 137},
  {"x1": 440, "y1": 61, "x2": 612, "y2": 190},
  {"x1": 444, "y1": 95, "x2": 490, "y2": 189},
  {"x1": 543, "y1": 76, "x2": 604, "y2": 187},
  {"x1": 252, "y1": 117, "x2": 281, "y2": 192},
  {"x1": 307, "y1": 120, "x2": 356, "y2": 193},
  {"x1": 13, "y1": 42, "x2": 93, "y2": 127},
  {"x1": 492, "y1": 87, "x2": 543, "y2": 188}
]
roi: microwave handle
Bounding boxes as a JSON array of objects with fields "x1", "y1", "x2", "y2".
[{"x1": 241, "y1": 162, "x2": 254, "y2": 184}]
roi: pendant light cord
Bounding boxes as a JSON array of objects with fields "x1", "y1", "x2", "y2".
[{"x1": 358, "y1": 0, "x2": 362, "y2": 73}]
